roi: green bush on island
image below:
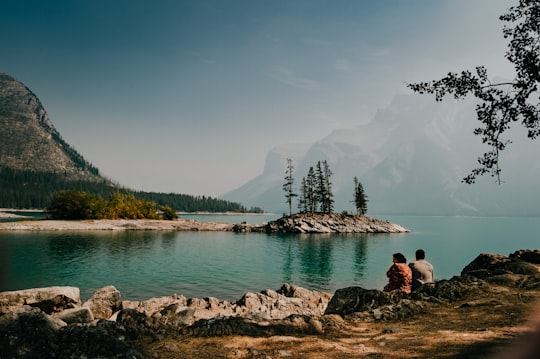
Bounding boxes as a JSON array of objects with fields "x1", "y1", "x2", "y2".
[{"x1": 47, "y1": 190, "x2": 178, "y2": 220}]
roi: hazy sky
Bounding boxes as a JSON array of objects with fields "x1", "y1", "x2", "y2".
[{"x1": 0, "y1": 0, "x2": 515, "y2": 196}]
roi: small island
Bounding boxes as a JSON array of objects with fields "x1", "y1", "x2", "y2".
[{"x1": 233, "y1": 213, "x2": 410, "y2": 233}]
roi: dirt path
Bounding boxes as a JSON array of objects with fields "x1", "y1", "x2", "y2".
[{"x1": 147, "y1": 285, "x2": 540, "y2": 358}]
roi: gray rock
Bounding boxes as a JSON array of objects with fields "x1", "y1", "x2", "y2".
[
  {"x1": 0, "y1": 286, "x2": 80, "y2": 315},
  {"x1": 510, "y1": 249, "x2": 540, "y2": 264},
  {"x1": 461, "y1": 253, "x2": 539, "y2": 278},
  {"x1": 83, "y1": 285, "x2": 122, "y2": 320},
  {"x1": 181, "y1": 314, "x2": 322, "y2": 337},
  {"x1": 123, "y1": 294, "x2": 187, "y2": 315},
  {"x1": 520, "y1": 273, "x2": 540, "y2": 290},
  {"x1": 0, "y1": 306, "x2": 64, "y2": 357},
  {"x1": 54, "y1": 306, "x2": 94, "y2": 324},
  {"x1": 55, "y1": 319, "x2": 146, "y2": 358},
  {"x1": 324, "y1": 287, "x2": 393, "y2": 316}
]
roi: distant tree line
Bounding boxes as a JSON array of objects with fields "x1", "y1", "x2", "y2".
[
  {"x1": 0, "y1": 166, "x2": 263, "y2": 213},
  {"x1": 283, "y1": 158, "x2": 368, "y2": 216}
]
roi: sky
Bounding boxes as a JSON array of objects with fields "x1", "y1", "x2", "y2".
[{"x1": 0, "y1": 0, "x2": 515, "y2": 197}]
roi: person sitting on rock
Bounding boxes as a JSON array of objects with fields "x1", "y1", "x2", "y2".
[
  {"x1": 409, "y1": 249, "x2": 434, "y2": 290},
  {"x1": 383, "y1": 252, "x2": 412, "y2": 294}
]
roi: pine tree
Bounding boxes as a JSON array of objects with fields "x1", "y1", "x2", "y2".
[
  {"x1": 297, "y1": 177, "x2": 308, "y2": 214},
  {"x1": 352, "y1": 176, "x2": 368, "y2": 215},
  {"x1": 322, "y1": 160, "x2": 334, "y2": 214},
  {"x1": 306, "y1": 166, "x2": 317, "y2": 214},
  {"x1": 282, "y1": 158, "x2": 297, "y2": 217},
  {"x1": 315, "y1": 160, "x2": 334, "y2": 214}
]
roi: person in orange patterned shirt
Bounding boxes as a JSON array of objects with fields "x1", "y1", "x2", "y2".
[{"x1": 383, "y1": 252, "x2": 412, "y2": 294}]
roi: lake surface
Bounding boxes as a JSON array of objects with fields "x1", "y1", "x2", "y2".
[{"x1": 1, "y1": 215, "x2": 539, "y2": 302}]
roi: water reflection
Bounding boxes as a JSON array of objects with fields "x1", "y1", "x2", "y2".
[
  {"x1": 297, "y1": 234, "x2": 334, "y2": 287},
  {"x1": 159, "y1": 232, "x2": 177, "y2": 250},
  {"x1": 280, "y1": 239, "x2": 294, "y2": 284},
  {"x1": 3, "y1": 230, "x2": 391, "y2": 300},
  {"x1": 353, "y1": 234, "x2": 368, "y2": 282}
]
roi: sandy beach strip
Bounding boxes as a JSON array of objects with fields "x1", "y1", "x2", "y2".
[{"x1": 0, "y1": 219, "x2": 235, "y2": 231}]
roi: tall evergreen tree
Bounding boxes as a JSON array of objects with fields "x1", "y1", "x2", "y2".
[
  {"x1": 315, "y1": 160, "x2": 334, "y2": 214},
  {"x1": 315, "y1": 161, "x2": 326, "y2": 213},
  {"x1": 352, "y1": 176, "x2": 368, "y2": 215},
  {"x1": 298, "y1": 177, "x2": 308, "y2": 214},
  {"x1": 322, "y1": 160, "x2": 334, "y2": 214},
  {"x1": 306, "y1": 166, "x2": 317, "y2": 214},
  {"x1": 282, "y1": 158, "x2": 297, "y2": 217}
]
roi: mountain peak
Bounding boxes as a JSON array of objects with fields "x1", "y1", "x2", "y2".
[{"x1": 0, "y1": 73, "x2": 100, "y2": 178}]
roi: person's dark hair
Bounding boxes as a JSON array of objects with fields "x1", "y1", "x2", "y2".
[
  {"x1": 416, "y1": 249, "x2": 426, "y2": 260},
  {"x1": 393, "y1": 252, "x2": 407, "y2": 263}
]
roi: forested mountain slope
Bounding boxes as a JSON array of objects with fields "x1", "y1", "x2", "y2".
[{"x1": 0, "y1": 73, "x2": 252, "y2": 212}]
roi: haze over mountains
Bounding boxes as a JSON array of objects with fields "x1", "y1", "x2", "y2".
[
  {"x1": 223, "y1": 94, "x2": 540, "y2": 217},
  {"x1": 3, "y1": 69, "x2": 538, "y2": 217}
]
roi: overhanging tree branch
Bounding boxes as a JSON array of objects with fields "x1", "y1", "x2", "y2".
[{"x1": 407, "y1": 0, "x2": 540, "y2": 184}]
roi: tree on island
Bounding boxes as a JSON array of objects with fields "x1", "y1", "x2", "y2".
[
  {"x1": 352, "y1": 176, "x2": 368, "y2": 215},
  {"x1": 298, "y1": 166, "x2": 318, "y2": 215},
  {"x1": 288, "y1": 160, "x2": 372, "y2": 217},
  {"x1": 282, "y1": 158, "x2": 297, "y2": 217},
  {"x1": 316, "y1": 160, "x2": 334, "y2": 214},
  {"x1": 408, "y1": 0, "x2": 540, "y2": 185},
  {"x1": 293, "y1": 160, "x2": 335, "y2": 215}
]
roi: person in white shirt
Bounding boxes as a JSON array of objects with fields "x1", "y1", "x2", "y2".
[{"x1": 409, "y1": 249, "x2": 434, "y2": 290}]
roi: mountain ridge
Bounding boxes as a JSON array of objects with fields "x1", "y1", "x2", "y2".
[{"x1": 223, "y1": 94, "x2": 540, "y2": 216}]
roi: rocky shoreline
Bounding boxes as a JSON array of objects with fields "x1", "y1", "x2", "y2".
[
  {"x1": 1, "y1": 249, "x2": 539, "y2": 358},
  {"x1": 234, "y1": 213, "x2": 410, "y2": 233},
  {"x1": 0, "y1": 213, "x2": 410, "y2": 233}
]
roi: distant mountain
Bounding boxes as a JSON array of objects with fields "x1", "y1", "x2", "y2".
[
  {"x1": 0, "y1": 72, "x2": 101, "y2": 178},
  {"x1": 223, "y1": 94, "x2": 540, "y2": 216}
]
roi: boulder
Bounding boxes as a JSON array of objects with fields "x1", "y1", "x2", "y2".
[
  {"x1": 82, "y1": 285, "x2": 122, "y2": 320},
  {"x1": 123, "y1": 294, "x2": 187, "y2": 315},
  {"x1": 54, "y1": 307, "x2": 94, "y2": 324},
  {"x1": 461, "y1": 253, "x2": 539, "y2": 278},
  {"x1": 149, "y1": 304, "x2": 196, "y2": 331},
  {"x1": 324, "y1": 287, "x2": 394, "y2": 316},
  {"x1": 55, "y1": 319, "x2": 146, "y2": 358},
  {"x1": 181, "y1": 314, "x2": 322, "y2": 337},
  {"x1": 0, "y1": 306, "x2": 65, "y2": 357},
  {"x1": 414, "y1": 276, "x2": 485, "y2": 301},
  {"x1": 235, "y1": 284, "x2": 331, "y2": 320},
  {"x1": 510, "y1": 249, "x2": 540, "y2": 264},
  {"x1": 116, "y1": 308, "x2": 155, "y2": 339},
  {"x1": 520, "y1": 273, "x2": 540, "y2": 290},
  {"x1": 0, "y1": 286, "x2": 80, "y2": 315},
  {"x1": 277, "y1": 283, "x2": 332, "y2": 313}
]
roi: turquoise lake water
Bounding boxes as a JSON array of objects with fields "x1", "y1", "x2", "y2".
[{"x1": 1, "y1": 214, "x2": 539, "y2": 301}]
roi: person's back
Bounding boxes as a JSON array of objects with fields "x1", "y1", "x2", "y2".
[
  {"x1": 409, "y1": 249, "x2": 434, "y2": 290},
  {"x1": 384, "y1": 252, "x2": 412, "y2": 294}
]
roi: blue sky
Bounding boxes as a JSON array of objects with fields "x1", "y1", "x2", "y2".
[{"x1": 0, "y1": 0, "x2": 514, "y2": 196}]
